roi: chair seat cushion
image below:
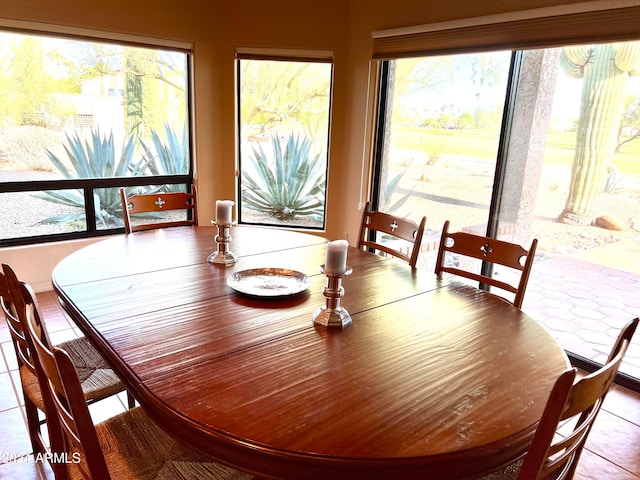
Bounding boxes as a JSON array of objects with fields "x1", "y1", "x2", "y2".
[
  {"x1": 479, "y1": 458, "x2": 560, "y2": 480},
  {"x1": 58, "y1": 336, "x2": 126, "y2": 402},
  {"x1": 68, "y1": 407, "x2": 253, "y2": 479},
  {"x1": 19, "y1": 365, "x2": 46, "y2": 411},
  {"x1": 19, "y1": 336, "x2": 126, "y2": 414},
  {"x1": 479, "y1": 459, "x2": 522, "y2": 480}
]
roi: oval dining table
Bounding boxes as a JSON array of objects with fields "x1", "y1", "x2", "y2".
[{"x1": 52, "y1": 225, "x2": 569, "y2": 480}]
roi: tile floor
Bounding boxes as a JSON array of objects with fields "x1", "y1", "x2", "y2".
[
  {"x1": 523, "y1": 248, "x2": 640, "y2": 381},
  {"x1": 0, "y1": 290, "x2": 639, "y2": 479}
]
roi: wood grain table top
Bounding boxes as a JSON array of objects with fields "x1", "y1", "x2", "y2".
[{"x1": 52, "y1": 225, "x2": 569, "y2": 479}]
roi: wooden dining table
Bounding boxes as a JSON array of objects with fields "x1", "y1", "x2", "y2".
[{"x1": 52, "y1": 225, "x2": 569, "y2": 480}]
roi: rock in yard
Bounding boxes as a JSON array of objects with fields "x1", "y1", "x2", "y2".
[{"x1": 593, "y1": 215, "x2": 628, "y2": 231}]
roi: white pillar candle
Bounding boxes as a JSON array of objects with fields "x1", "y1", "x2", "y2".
[
  {"x1": 215, "y1": 200, "x2": 234, "y2": 224},
  {"x1": 324, "y1": 240, "x2": 349, "y2": 275}
]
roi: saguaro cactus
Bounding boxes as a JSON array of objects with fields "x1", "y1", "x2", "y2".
[{"x1": 559, "y1": 42, "x2": 640, "y2": 226}]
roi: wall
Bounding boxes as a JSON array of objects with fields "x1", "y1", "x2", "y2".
[
  {"x1": 0, "y1": 0, "x2": 601, "y2": 289},
  {"x1": 1, "y1": 237, "x2": 103, "y2": 292}
]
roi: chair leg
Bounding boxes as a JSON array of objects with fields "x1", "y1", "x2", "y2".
[
  {"x1": 23, "y1": 395, "x2": 45, "y2": 455},
  {"x1": 127, "y1": 391, "x2": 136, "y2": 409},
  {"x1": 24, "y1": 392, "x2": 69, "y2": 479}
]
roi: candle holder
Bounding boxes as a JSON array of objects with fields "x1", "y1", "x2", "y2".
[
  {"x1": 312, "y1": 265, "x2": 353, "y2": 329},
  {"x1": 207, "y1": 221, "x2": 238, "y2": 266}
]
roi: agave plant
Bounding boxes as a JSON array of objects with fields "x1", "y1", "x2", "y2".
[
  {"x1": 35, "y1": 129, "x2": 139, "y2": 226},
  {"x1": 140, "y1": 123, "x2": 189, "y2": 193},
  {"x1": 603, "y1": 166, "x2": 625, "y2": 194},
  {"x1": 381, "y1": 169, "x2": 415, "y2": 214},
  {"x1": 242, "y1": 133, "x2": 326, "y2": 221}
]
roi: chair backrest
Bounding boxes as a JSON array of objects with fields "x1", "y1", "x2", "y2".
[
  {"x1": 2, "y1": 264, "x2": 68, "y2": 477},
  {"x1": 357, "y1": 201, "x2": 426, "y2": 268},
  {"x1": 518, "y1": 317, "x2": 638, "y2": 480},
  {"x1": 434, "y1": 220, "x2": 537, "y2": 308},
  {"x1": 25, "y1": 298, "x2": 111, "y2": 479},
  {"x1": 0, "y1": 269, "x2": 37, "y2": 379},
  {"x1": 120, "y1": 184, "x2": 198, "y2": 233},
  {"x1": 1, "y1": 264, "x2": 53, "y2": 352}
]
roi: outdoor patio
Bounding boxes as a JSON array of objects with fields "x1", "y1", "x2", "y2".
[
  {"x1": 523, "y1": 237, "x2": 640, "y2": 382},
  {"x1": 413, "y1": 234, "x2": 640, "y2": 383}
]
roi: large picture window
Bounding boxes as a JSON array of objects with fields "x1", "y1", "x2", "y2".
[
  {"x1": 0, "y1": 29, "x2": 191, "y2": 246},
  {"x1": 373, "y1": 41, "x2": 640, "y2": 387},
  {"x1": 237, "y1": 56, "x2": 332, "y2": 230}
]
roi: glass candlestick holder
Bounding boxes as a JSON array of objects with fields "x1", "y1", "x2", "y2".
[
  {"x1": 207, "y1": 221, "x2": 238, "y2": 265},
  {"x1": 312, "y1": 265, "x2": 353, "y2": 328}
]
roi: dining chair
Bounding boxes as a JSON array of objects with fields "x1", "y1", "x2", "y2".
[
  {"x1": 434, "y1": 220, "x2": 538, "y2": 308},
  {"x1": 357, "y1": 201, "x2": 426, "y2": 268},
  {"x1": 23, "y1": 299, "x2": 253, "y2": 480},
  {"x1": 0, "y1": 264, "x2": 134, "y2": 456},
  {"x1": 482, "y1": 317, "x2": 638, "y2": 480},
  {"x1": 0, "y1": 271, "x2": 50, "y2": 457},
  {"x1": 119, "y1": 184, "x2": 198, "y2": 233}
]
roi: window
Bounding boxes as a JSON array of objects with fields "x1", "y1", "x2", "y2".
[
  {"x1": 73, "y1": 114, "x2": 94, "y2": 129},
  {"x1": 0, "y1": 29, "x2": 191, "y2": 246},
  {"x1": 372, "y1": 52, "x2": 512, "y2": 240},
  {"x1": 236, "y1": 55, "x2": 332, "y2": 230},
  {"x1": 373, "y1": 40, "x2": 640, "y2": 385}
]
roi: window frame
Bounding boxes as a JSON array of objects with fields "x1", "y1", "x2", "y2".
[
  {"x1": 234, "y1": 51, "x2": 334, "y2": 231},
  {"x1": 369, "y1": 7, "x2": 640, "y2": 390},
  {"x1": 1, "y1": 176, "x2": 193, "y2": 247},
  {"x1": 0, "y1": 25, "x2": 195, "y2": 248}
]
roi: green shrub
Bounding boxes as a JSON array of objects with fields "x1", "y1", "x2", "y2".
[
  {"x1": 36, "y1": 129, "x2": 138, "y2": 226},
  {"x1": 604, "y1": 166, "x2": 625, "y2": 193},
  {"x1": 241, "y1": 133, "x2": 325, "y2": 221},
  {"x1": 140, "y1": 123, "x2": 188, "y2": 192},
  {"x1": 381, "y1": 169, "x2": 414, "y2": 214}
]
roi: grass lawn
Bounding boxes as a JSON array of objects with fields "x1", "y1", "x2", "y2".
[{"x1": 392, "y1": 127, "x2": 640, "y2": 176}]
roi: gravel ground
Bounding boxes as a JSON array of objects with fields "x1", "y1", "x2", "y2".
[
  {"x1": 0, "y1": 169, "x2": 87, "y2": 239},
  {"x1": 386, "y1": 154, "x2": 640, "y2": 259},
  {"x1": 3, "y1": 157, "x2": 640, "y2": 255}
]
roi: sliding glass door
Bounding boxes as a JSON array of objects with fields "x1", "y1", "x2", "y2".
[
  {"x1": 372, "y1": 52, "x2": 512, "y2": 271},
  {"x1": 373, "y1": 42, "x2": 640, "y2": 388}
]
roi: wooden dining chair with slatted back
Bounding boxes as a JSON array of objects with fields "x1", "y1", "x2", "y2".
[
  {"x1": 23, "y1": 300, "x2": 253, "y2": 480},
  {"x1": 120, "y1": 184, "x2": 198, "y2": 233},
  {"x1": 1, "y1": 272, "x2": 71, "y2": 478},
  {"x1": 0, "y1": 270, "x2": 50, "y2": 458},
  {"x1": 1, "y1": 264, "x2": 134, "y2": 456},
  {"x1": 434, "y1": 220, "x2": 538, "y2": 308},
  {"x1": 357, "y1": 201, "x2": 427, "y2": 268},
  {"x1": 482, "y1": 317, "x2": 638, "y2": 480}
]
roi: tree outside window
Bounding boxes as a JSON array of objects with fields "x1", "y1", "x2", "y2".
[
  {"x1": 237, "y1": 58, "x2": 332, "y2": 229},
  {"x1": 0, "y1": 31, "x2": 190, "y2": 244}
]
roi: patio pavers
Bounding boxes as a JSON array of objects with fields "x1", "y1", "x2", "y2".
[{"x1": 523, "y1": 251, "x2": 640, "y2": 380}]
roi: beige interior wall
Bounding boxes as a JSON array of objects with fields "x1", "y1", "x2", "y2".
[
  {"x1": 0, "y1": 0, "x2": 606, "y2": 289},
  {"x1": 1, "y1": 238, "x2": 103, "y2": 292}
]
